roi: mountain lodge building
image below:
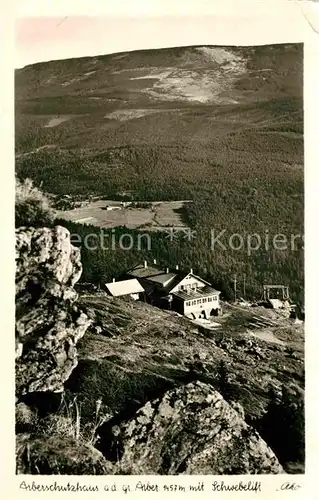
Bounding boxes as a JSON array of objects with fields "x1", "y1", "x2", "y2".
[{"x1": 127, "y1": 261, "x2": 221, "y2": 319}]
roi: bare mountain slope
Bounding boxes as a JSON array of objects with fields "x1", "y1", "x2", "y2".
[
  {"x1": 15, "y1": 44, "x2": 302, "y2": 159},
  {"x1": 15, "y1": 43, "x2": 303, "y2": 205}
]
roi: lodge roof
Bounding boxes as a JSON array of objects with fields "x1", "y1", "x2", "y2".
[
  {"x1": 127, "y1": 263, "x2": 221, "y2": 296},
  {"x1": 105, "y1": 278, "x2": 145, "y2": 297},
  {"x1": 127, "y1": 264, "x2": 179, "y2": 281},
  {"x1": 172, "y1": 284, "x2": 220, "y2": 301}
]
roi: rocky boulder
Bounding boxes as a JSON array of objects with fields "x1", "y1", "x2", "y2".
[
  {"x1": 100, "y1": 381, "x2": 284, "y2": 474},
  {"x1": 15, "y1": 225, "x2": 91, "y2": 397}
]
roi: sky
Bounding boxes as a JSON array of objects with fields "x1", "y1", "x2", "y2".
[{"x1": 14, "y1": 1, "x2": 318, "y2": 68}]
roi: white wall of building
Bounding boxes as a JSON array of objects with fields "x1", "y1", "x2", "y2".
[{"x1": 183, "y1": 294, "x2": 220, "y2": 315}]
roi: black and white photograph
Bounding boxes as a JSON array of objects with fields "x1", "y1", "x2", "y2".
[{"x1": 13, "y1": 6, "x2": 307, "y2": 480}]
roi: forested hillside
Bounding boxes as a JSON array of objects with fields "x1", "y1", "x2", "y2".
[{"x1": 15, "y1": 43, "x2": 304, "y2": 303}]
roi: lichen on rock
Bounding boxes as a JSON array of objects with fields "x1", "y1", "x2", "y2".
[
  {"x1": 100, "y1": 381, "x2": 284, "y2": 475},
  {"x1": 15, "y1": 225, "x2": 91, "y2": 397}
]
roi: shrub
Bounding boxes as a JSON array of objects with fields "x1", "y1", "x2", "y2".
[
  {"x1": 34, "y1": 393, "x2": 112, "y2": 446},
  {"x1": 257, "y1": 384, "x2": 305, "y2": 467},
  {"x1": 15, "y1": 177, "x2": 54, "y2": 228},
  {"x1": 216, "y1": 360, "x2": 235, "y2": 401}
]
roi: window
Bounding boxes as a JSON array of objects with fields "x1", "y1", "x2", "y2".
[
  {"x1": 203, "y1": 298, "x2": 207, "y2": 303},
  {"x1": 213, "y1": 296, "x2": 217, "y2": 301},
  {"x1": 208, "y1": 297, "x2": 212, "y2": 302}
]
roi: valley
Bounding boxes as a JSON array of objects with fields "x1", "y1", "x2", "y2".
[{"x1": 56, "y1": 198, "x2": 191, "y2": 231}]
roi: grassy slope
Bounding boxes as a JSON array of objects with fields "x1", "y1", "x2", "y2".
[
  {"x1": 65, "y1": 293, "x2": 304, "y2": 471},
  {"x1": 71, "y1": 294, "x2": 304, "y2": 415},
  {"x1": 15, "y1": 43, "x2": 304, "y2": 302}
]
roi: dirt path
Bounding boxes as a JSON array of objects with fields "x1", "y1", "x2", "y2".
[
  {"x1": 248, "y1": 329, "x2": 285, "y2": 346},
  {"x1": 15, "y1": 144, "x2": 57, "y2": 158}
]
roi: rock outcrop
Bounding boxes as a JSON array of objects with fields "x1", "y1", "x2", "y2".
[
  {"x1": 100, "y1": 381, "x2": 284, "y2": 474},
  {"x1": 15, "y1": 226, "x2": 91, "y2": 397}
]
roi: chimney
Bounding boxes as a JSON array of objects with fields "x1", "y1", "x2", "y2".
[
  {"x1": 175, "y1": 264, "x2": 179, "y2": 271},
  {"x1": 144, "y1": 260, "x2": 148, "y2": 268},
  {"x1": 190, "y1": 268, "x2": 193, "y2": 274},
  {"x1": 153, "y1": 259, "x2": 157, "y2": 265},
  {"x1": 166, "y1": 267, "x2": 169, "y2": 274},
  {"x1": 112, "y1": 278, "x2": 115, "y2": 282}
]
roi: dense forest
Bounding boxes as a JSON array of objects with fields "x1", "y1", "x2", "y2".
[
  {"x1": 16, "y1": 118, "x2": 303, "y2": 303},
  {"x1": 55, "y1": 219, "x2": 303, "y2": 305}
]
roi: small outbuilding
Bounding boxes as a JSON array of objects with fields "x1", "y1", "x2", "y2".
[{"x1": 105, "y1": 278, "x2": 145, "y2": 301}]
